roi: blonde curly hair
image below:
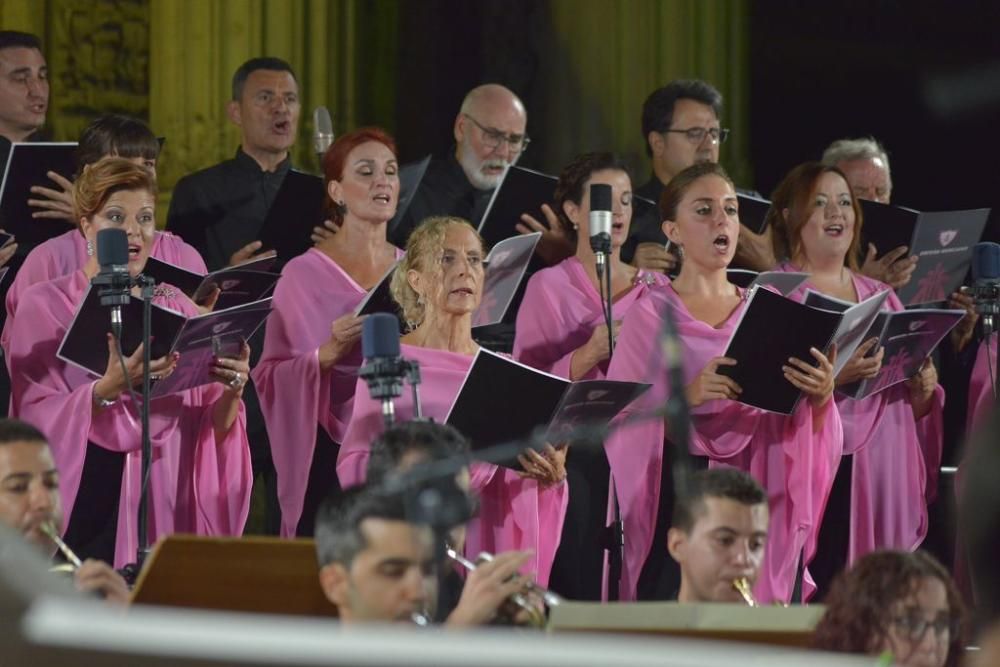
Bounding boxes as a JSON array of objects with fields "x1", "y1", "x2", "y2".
[
  {"x1": 390, "y1": 216, "x2": 485, "y2": 329},
  {"x1": 74, "y1": 156, "x2": 157, "y2": 224}
]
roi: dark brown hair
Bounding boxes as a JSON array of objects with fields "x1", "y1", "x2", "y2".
[
  {"x1": 812, "y1": 550, "x2": 966, "y2": 667},
  {"x1": 658, "y1": 161, "x2": 734, "y2": 223},
  {"x1": 766, "y1": 161, "x2": 863, "y2": 271},
  {"x1": 552, "y1": 152, "x2": 631, "y2": 244},
  {"x1": 76, "y1": 114, "x2": 160, "y2": 177}
]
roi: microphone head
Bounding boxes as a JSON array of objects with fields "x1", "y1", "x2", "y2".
[
  {"x1": 313, "y1": 106, "x2": 334, "y2": 155},
  {"x1": 362, "y1": 313, "x2": 401, "y2": 360},
  {"x1": 589, "y1": 183, "x2": 612, "y2": 213},
  {"x1": 96, "y1": 228, "x2": 129, "y2": 269},
  {"x1": 972, "y1": 242, "x2": 1000, "y2": 283}
]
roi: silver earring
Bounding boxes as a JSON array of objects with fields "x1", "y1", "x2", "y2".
[{"x1": 86, "y1": 239, "x2": 95, "y2": 257}]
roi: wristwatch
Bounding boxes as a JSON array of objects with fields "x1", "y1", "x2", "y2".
[{"x1": 92, "y1": 384, "x2": 116, "y2": 408}]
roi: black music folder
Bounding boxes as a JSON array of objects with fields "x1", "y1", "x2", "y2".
[
  {"x1": 726, "y1": 269, "x2": 809, "y2": 295},
  {"x1": 143, "y1": 254, "x2": 279, "y2": 311},
  {"x1": 477, "y1": 166, "x2": 557, "y2": 249},
  {"x1": 859, "y1": 200, "x2": 990, "y2": 306},
  {"x1": 445, "y1": 348, "x2": 650, "y2": 468},
  {"x1": 256, "y1": 168, "x2": 325, "y2": 271},
  {"x1": 393, "y1": 154, "x2": 432, "y2": 226},
  {"x1": 0, "y1": 142, "x2": 77, "y2": 251},
  {"x1": 57, "y1": 285, "x2": 272, "y2": 397},
  {"x1": 472, "y1": 232, "x2": 540, "y2": 328},
  {"x1": 737, "y1": 192, "x2": 772, "y2": 235},
  {"x1": 804, "y1": 290, "x2": 964, "y2": 399},
  {"x1": 719, "y1": 286, "x2": 886, "y2": 414}
]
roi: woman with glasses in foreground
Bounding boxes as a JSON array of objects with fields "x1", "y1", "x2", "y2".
[{"x1": 813, "y1": 549, "x2": 966, "y2": 667}]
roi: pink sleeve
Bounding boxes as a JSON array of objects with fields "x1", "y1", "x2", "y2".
[
  {"x1": 778, "y1": 397, "x2": 842, "y2": 602},
  {"x1": 191, "y1": 385, "x2": 253, "y2": 536},
  {"x1": 513, "y1": 272, "x2": 577, "y2": 379},
  {"x1": 603, "y1": 300, "x2": 668, "y2": 601},
  {"x1": 914, "y1": 384, "x2": 945, "y2": 504},
  {"x1": 155, "y1": 232, "x2": 209, "y2": 274},
  {"x1": 465, "y1": 469, "x2": 568, "y2": 588},
  {"x1": 250, "y1": 274, "x2": 325, "y2": 536},
  {"x1": 967, "y1": 338, "x2": 997, "y2": 437}
]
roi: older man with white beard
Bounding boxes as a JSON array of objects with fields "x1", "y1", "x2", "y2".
[{"x1": 389, "y1": 84, "x2": 565, "y2": 257}]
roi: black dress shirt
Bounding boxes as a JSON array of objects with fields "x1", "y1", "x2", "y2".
[{"x1": 166, "y1": 148, "x2": 291, "y2": 272}]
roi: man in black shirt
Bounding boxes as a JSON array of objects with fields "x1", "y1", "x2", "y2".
[
  {"x1": 166, "y1": 57, "x2": 305, "y2": 271},
  {"x1": 165, "y1": 57, "x2": 310, "y2": 535},
  {"x1": 626, "y1": 80, "x2": 773, "y2": 272},
  {"x1": 0, "y1": 31, "x2": 48, "y2": 418},
  {"x1": 390, "y1": 84, "x2": 553, "y2": 251},
  {"x1": 0, "y1": 30, "x2": 47, "y2": 177}
]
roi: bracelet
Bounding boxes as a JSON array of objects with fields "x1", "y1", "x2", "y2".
[{"x1": 92, "y1": 385, "x2": 116, "y2": 408}]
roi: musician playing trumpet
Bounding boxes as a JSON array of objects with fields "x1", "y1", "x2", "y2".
[
  {"x1": 0, "y1": 418, "x2": 129, "y2": 604},
  {"x1": 667, "y1": 468, "x2": 769, "y2": 604}
]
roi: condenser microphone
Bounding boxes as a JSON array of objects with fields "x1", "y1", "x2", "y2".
[
  {"x1": 359, "y1": 313, "x2": 407, "y2": 427},
  {"x1": 313, "y1": 107, "x2": 334, "y2": 159},
  {"x1": 969, "y1": 242, "x2": 1000, "y2": 337},
  {"x1": 589, "y1": 183, "x2": 612, "y2": 275},
  {"x1": 92, "y1": 228, "x2": 133, "y2": 338}
]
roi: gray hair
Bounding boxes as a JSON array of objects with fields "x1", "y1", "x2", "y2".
[
  {"x1": 821, "y1": 136, "x2": 891, "y2": 175},
  {"x1": 314, "y1": 488, "x2": 408, "y2": 568}
]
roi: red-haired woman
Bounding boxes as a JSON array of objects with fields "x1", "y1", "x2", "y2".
[{"x1": 252, "y1": 127, "x2": 404, "y2": 536}]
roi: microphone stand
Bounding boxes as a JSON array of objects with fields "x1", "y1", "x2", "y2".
[
  {"x1": 135, "y1": 274, "x2": 155, "y2": 563},
  {"x1": 594, "y1": 249, "x2": 624, "y2": 601}
]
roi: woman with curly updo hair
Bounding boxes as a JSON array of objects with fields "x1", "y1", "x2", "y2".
[
  {"x1": 512, "y1": 152, "x2": 668, "y2": 599},
  {"x1": 8, "y1": 157, "x2": 251, "y2": 568},
  {"x1": 814, "y1": 550, "x2": 966, "y2": 667},
  {"x1": 338, "y1": 216, "x2": 568, "y2": 587}
]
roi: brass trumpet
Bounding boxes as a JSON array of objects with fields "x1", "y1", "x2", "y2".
[
  {"x1": 732, "y1": 577, "x2": 757, "y2": 607},
  {"x1": 446, "y1": 547, "x2": 562, "y2": 627}
]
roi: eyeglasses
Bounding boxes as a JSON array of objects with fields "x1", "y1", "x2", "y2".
[
  {"x1": 663, "y1": 126, "x2": 730, "y2": 145},
  {"x1": 891, "y1": 614, "x2": 960, "y2": 642},
  {"x1": 463, "y1": 114, "x2": 531, "y2": 155}
]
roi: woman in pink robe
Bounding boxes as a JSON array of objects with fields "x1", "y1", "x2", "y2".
[
  {"x1": 338, "y1": 217, "x2": 569, "y2": 587},
  {"x1": 606, "y1": 162, "x2": 842, "y2": 603},
  {"x1": 513, "y1": 153, "x2": 668, "y2": 599},
  {"x1": 7, "y1": 158, "x2": 251, "y2": 568},
  {"x1": 768, "y1": 162, "x2": 944, "y2": 597},
  {"x1": 252, "y1": 128, "x2": 403, "y2": 537},
  {"x1": 4, "y1": 114, "x2": 206, "y2": 358}
]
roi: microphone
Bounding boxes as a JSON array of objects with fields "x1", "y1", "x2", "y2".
[
  {"x1": 589, "y1": 183, "x2": 613, "y2": 275},
  {"x1": 965, "y1": 242, "x2": 1000, "y2": 337},
  {"x1": 313, "y1": 107, "x2": 334, "y2": 159},
  {"x1": 92, "y1": 228, "x2": 133, "y2": 339},
  {"x1": 359, "y1": 313, "x2": 408, "y2": 427}
]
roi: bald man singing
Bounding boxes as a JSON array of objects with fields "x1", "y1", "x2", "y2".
[{"x1": 388, "y1": 83, "x2": 530, "y2": 247}]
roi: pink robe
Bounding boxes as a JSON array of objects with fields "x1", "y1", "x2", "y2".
[
  {"x1": 251, "y1": 248, "x2": 403, "y2": 537},
  {"x1": 513, "y1": 257, "x2": 669, "y2": 380},
  {"x1": 605, "y1": 285, "x2": 843, "y2": 603},
  {"x1": 967, "y1": 336, "x2": 998, "y2": 435},
  {"x1": 780, "y1": 265, "x2": 945, "y2": 561},
  {"x1": 2, "y1": 229, "x2": 207, "y2": 357},
  {"x1": 8, "y1": 271, "x2": 251, "y2": 568},
  {"x1": 337, "y1": 344, "x2": 569, "y2": 587}
]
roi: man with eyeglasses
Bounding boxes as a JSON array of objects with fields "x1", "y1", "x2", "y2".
[
  {"x1": 626, "y1": 80, "x2": 772, "y2": 273},
  {"x1": 388, "y1": 84, "x2": 541, "y2": 250}
]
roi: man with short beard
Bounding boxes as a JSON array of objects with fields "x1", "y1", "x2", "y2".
[{"x1": 388, "y1": 84, "x2": 529, "y2": 249}]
